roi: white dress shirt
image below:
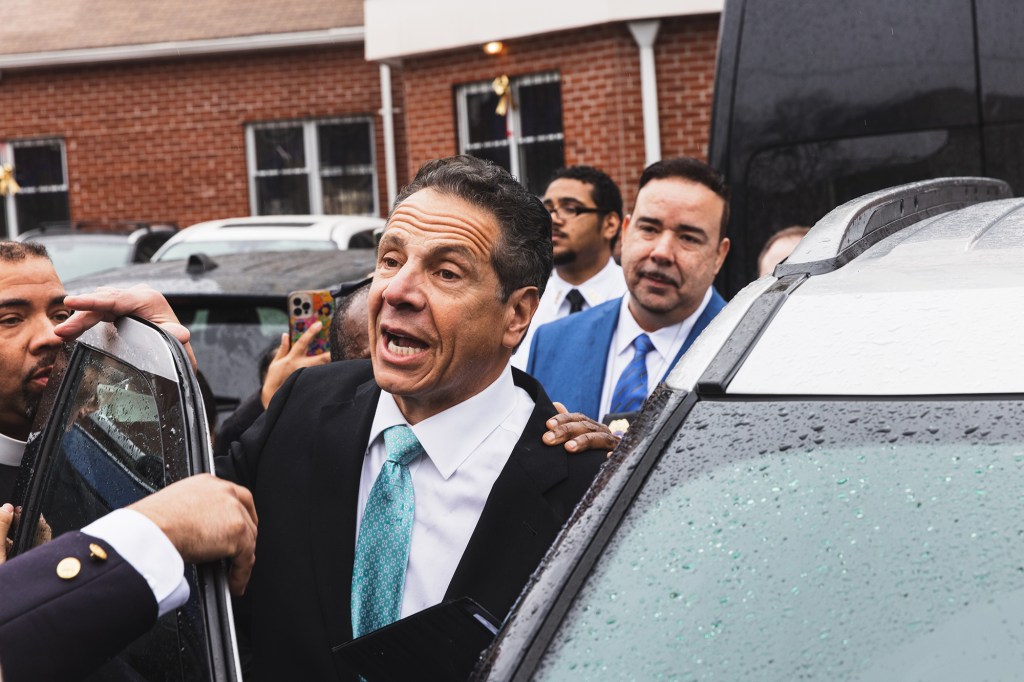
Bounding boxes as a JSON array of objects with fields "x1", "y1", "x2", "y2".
[
  {"x1": 357, "y1": 364, "x2": 534, "y2": 619},
  {"x1": 598, "y1": 287, "x2": 713, "y2": 419},
  {"x1": 512, "y1": 258, "x2": 626, "y2": 369},
  {"x1": 0, "y1": 431, "x2": 188, "y2": 617}
]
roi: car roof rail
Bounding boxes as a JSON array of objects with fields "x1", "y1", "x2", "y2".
[
  {"x1": 186, "y1": 253, "x2": 219, "y2": 274},
  {"x1": 774, "y1": 177, "x2": 1011, "y2": 277}
]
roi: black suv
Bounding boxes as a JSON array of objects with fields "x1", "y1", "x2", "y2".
[{"x1": 710, "y1": 0, "x2": 1024, "y2": 296}]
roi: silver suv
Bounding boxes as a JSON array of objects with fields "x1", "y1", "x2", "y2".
[{"x1": 477, "y1": 177, "x2": 1024, "y2": 681}]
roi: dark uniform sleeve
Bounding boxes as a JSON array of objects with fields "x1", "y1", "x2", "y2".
[{"x1": 0, "y1": 531, "x2": 157, "y2": 681}]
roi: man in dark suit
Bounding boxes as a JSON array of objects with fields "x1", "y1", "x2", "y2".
[
  {"x1": 216, "y1": 156, "x2": 606, "y2": 680},
  {"x1": 527, "y1": 157, "x2": 731, "y2": 422}
]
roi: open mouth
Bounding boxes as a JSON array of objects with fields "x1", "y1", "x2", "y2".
[
  {"x1": 384, "y1": 330, "x2": 428, "y2": 357},
  {"x1": 27, "y1": 366, "x2": 53, "y2": 389}
]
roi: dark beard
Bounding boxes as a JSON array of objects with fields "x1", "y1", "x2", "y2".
[
  {"x1": 552, "y1": 250, "x2": 576, "y2": 266},
  {"x1": 22, "y1": 353, "x2": 56, "y2": 425}
]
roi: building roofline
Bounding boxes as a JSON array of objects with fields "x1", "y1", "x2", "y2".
[{"x1": 0, "y1": 26, "x2": 364, "y2": 71}]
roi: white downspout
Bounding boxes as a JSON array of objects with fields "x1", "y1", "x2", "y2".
[
  {"x1": 628, "y1": 20, "x2": 662, "y2": 167},
  {"x1": 379, "y1": 62, "x2": 398, "y2": 213}
]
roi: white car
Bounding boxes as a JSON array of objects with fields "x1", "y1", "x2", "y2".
[
  {"x1": 476, "y1": 177, "x2": 1024, "y2": 681},
  {"x1": 150, "y1": 214, "x2": 385, "y2": 261}
]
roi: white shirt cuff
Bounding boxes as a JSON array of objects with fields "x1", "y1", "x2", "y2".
[{"x1": 83, "y1": 508, "x2": 190, "y2": 618}]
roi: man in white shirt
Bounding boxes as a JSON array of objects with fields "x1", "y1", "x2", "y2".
[
  {"x1": 216, "y1": 155, "x2": 607, "y2": 681},
  {"x1": 0, "y1": 241, "x2": 257, "y2": 680},
  {"x1": 527, "y1": 157, "x2": 732, "y2": 421},
  {"x1": 513, "y1": 165, "x2": 626, "y2": 368}
]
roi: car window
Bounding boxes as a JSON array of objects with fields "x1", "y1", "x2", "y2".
[
  {"x1": 535, "y1": 398, "x2": 1024, "y2": 681},
  {"x1": 176, "y1": 301, "x2": 288, "y2": 419},
  {"x1": 134, "y1": 232, "x2": 175, "y2": 261},
  {"x1": 40, "y1": 239, "x2": 132, "y2": 281},
  {"x1": 156, "y1": 239, "x2": 336, "y2": 261},
  {"x1": 14, "y1": 319, "x2": 239, "y2": 681}
]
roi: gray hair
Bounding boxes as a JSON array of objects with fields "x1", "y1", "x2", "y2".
[{"x1": 392, "y1": 155, "x2": 553, "y2": 302}]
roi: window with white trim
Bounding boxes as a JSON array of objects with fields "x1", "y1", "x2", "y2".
[
  {"x1": 245, "y1": 118, "x2": 378, "y2": 217},
  {"x1": 1, "y1": 139, "x2": 71, "y2": 238},
  {"x1": 456, "y1": 72, "x2": 565, "y2": 195}
]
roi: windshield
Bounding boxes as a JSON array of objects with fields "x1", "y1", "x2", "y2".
[
  {"x1": 173, "y1": 299, "x2": 287, "y2": 418},
  {"x1": 37, "y1": 238, "x2": 131, "y2": 280},
  {"x1": 156, "y1": 239, "x2": 336, "y2": 260},
  {"x1": 536, "y1": 398, "x2": 1024, "y2": 681}
]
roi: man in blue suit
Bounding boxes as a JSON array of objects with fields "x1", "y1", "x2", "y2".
[{"x1": 527, "y1": 157, "x2": 730, "y2": 421}]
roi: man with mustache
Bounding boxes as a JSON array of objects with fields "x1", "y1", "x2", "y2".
[
  {"x1": 0, "y1": 241, "x2": 257, "y2": 681},
  {"x1": 526, "y1": 157, "x2": 730, "y2": 421},
  {"x1": 512, "y1": 166, "x2": 626, "y2": 368}
]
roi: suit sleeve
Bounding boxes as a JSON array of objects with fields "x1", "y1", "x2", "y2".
[
  {"x1": 213, "y1": 390, "x2": 266, "y2": 459},
  {"x1": 0, "y1": 531, "x2": 157, "y2": 682}
]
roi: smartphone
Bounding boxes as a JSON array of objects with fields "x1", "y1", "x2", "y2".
[{"x1": 287, "y1": 289, "x2": 334, "y2": 356}]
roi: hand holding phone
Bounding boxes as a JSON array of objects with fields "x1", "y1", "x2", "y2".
[{"x1": 288, "y1": 290, "x2": 334, "y2": 356}]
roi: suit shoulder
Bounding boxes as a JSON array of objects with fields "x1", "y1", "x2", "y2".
[
  {"x1": 532, "y1": 297, "x2": 622, "y2": 344},
  {"x1": 293, "y1": 358, "x2": 375, "y2": 397}
]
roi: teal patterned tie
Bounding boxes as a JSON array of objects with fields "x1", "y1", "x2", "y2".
[{"x1": 351, "y1": 424, "x2": 424, "y2": 638}]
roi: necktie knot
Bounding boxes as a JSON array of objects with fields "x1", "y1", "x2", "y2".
[
  {"x1": 382, "y1": 424, "x2": 424, "y2": 466},
  {"x1": 565, "y1": 288, "x2": 586, "y2": 314},
  {"x1": 632, "y1": 333, "x2": 655, "y2": 356}
]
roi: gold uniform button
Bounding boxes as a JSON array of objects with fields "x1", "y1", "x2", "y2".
[
  {"x1": 56, "y1": 557, "x2": 82, "y2": 580},
  {"x1": 89, "y1": 543, "x2": 108, "y2": 561}
]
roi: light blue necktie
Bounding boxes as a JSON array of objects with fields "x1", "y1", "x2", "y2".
[
  {"x1": 351, "y1": 424, "x2": 424, "y2": 638},
  {"x1": 609, "y1": 333, "x2": 655, "y2": 414}
]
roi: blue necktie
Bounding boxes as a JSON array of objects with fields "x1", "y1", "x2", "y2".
[
  {"x1": 610, "y1": 333, "x2": 655, "y2": 414},
  {"x1": 351, "y1": 425, "x2": 424, "y2": 638}
]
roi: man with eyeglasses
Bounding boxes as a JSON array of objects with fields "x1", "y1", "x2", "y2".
[
  {"x1": 527, "y1": 157, "x2": 730, "y2": 424},
  {"x1": 512, "y1": 166, "x2": 626, "y2": 368}
]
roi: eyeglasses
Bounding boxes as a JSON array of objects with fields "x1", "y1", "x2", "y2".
[{"x1": 545, "y1": 204, "x2": 603, "y2": 221}]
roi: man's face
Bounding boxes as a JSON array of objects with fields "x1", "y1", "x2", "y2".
[
  {"x1": 543, "y1": 178, "x2": 617, "y2": 270},
  {"x1": 758, "y1": 233, "x2": 804, "y2": 277},
  {"x1": 621, "y1": 177, "x2": 730, "y2": 330},
  {"x1": 368, "y1": 188, "x2": 536, "y2": 423},
  {"x1": 0, "y1": 257, "x2": 69, "y2": 440}
]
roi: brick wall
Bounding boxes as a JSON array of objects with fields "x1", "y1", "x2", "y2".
[
  {"x1": 0, "y1": 44, "x2": 408, "y2": 228},
  {"x1": 399, "y1": 15, "x2": 719, "y2": 208}
]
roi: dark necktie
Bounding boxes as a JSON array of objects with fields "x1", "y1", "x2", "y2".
[
  {"x1": 609, "y1": 333, "x2": 655, "y2": 414},
  {"x1": 565, "y1": 289, "x2": 586, "y2": 314}
]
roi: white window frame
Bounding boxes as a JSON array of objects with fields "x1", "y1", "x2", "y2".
[
  {"x1": 1, "y1": 138, "x2": 70, "y2": 237},
  {"x1": 245, "y1": 117, "x2": 378, "y2": 217},
  {"x1": 455, "y1": 72, "x2": 564, "y2": 184}
]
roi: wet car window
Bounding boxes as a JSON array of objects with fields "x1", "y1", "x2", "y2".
[
  {"x1": 26, "y1": 347, "x2": 221, "y2": 681},
  {"x1": 536, "y1": 399, "x2": 1024, "y2": 680},
  {"x1": 177, "y1": 302, "x2": 288, "y2": 417}
]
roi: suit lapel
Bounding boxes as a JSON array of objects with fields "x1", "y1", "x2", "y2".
[
  {"x1": 571, "y1": 300, "x2": 621, "y2": 418},
  {"x1": 310, "y1": 378, "x2": 380, "y2": 647},
  {"x1": 444, "y1": 373, "x2": 568, "y2": 619},
  {"x1": 661, "y1": 287, "x2": 726, "y2": 382}
]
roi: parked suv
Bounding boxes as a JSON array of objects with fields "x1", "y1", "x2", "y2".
[
  {"x1": 710, "y1": 0, "x2": 1024, "y2": 296},
  {"x1": 476, "y1": 177, "x2": 1024, "y2": 680}
]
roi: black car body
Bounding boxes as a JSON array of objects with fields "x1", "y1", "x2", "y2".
[
  {"x1": 709, "y1": 0, "x2": 1024, "y2": 296},
  {"x1": 64, "y1": 249, "x2": 376, "y2": 421}
]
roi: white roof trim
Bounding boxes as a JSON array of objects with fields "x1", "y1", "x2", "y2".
[{"x1": 0, "y1": 26, "x2": 364, "y2": 70}]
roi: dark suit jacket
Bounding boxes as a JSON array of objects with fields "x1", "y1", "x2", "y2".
[
  {"x1": 216, "y1": 359, "x2": 605, "y2": 681},
  {"x1": 526, "y1": 288, "x2": 727, "y2": 419},
  {"x1": 0, "y1": 531, "x2": 156, "y2": 681}
]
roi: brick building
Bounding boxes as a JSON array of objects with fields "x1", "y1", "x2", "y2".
[{"x1": 0, "y1": 0, "x2": 721, "y2": 238}]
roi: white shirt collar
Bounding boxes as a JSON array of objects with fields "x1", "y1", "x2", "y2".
[
  {"x1": 368, "y1": 364, "x2": 518, "y2": 480},
  {"x1": 0, "y1": 432, "x2": 26, "y2": 467},
  {"x1": 615, "y1": 286, "x2": 714, "y2": 360},
  {"x1": 549, "y1": 258, "x2": 623, "y2": 310}
]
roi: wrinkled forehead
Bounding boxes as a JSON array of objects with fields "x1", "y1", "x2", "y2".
[{"x1": 383, "y1": 188, "x2": 500, "y2": 260}]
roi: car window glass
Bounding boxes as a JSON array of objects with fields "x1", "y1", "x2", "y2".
[
  {"x1": 536, "y1": 399, "x2": 1024, "y2": 681},
  {"x1": 41, "y1": 240, "x2": 132, "y2": 281},
  {"x1": 176, "y1": 302, "x2": 287, "y2": 419},
  {"x1": 18, "y1": 333, "x2": 230, "y2": 681}
]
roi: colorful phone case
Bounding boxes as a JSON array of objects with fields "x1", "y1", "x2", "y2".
[{"x1": 288, "y1": 289, "x2": 334, "y2": 355}]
